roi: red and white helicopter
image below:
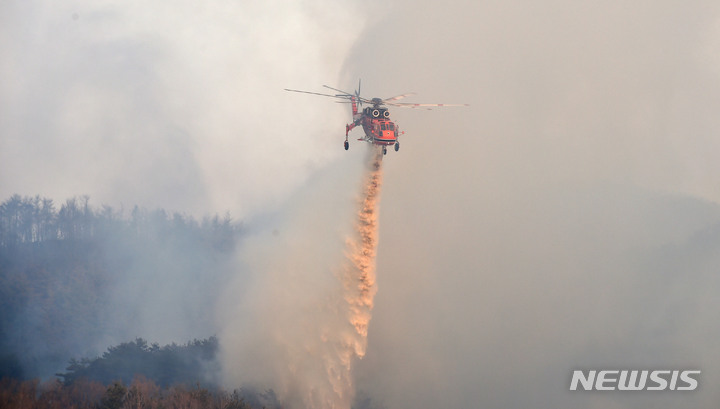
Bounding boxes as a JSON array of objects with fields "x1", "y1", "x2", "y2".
[{"x1": 285, "y1": 81, "x2": 468, "y2": 154}]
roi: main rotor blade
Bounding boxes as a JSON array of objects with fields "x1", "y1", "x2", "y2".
[
  {"x1": 323, "y1": 83, "x2": 371, "y2": 105},
  {"x1": 322, "y1": 84, "x2": 355, "y2": 96},
  {"x1": 382, "y1": 93, "x2": 416, "y2": 103},
  {"x1": 284, "y1": 88, "x2": 352, "y2": 100},
  {"x1": 388, "y1": 102, "x2": 470, "y2": 108}
]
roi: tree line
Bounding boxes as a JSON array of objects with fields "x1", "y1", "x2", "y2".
[
  {"x1": 0, "y1": 376, "x2": 261, "y2": 409},
  {"x1": 0, "y1": 194, "x2": 238, "y2": 251},
  {"x1": 1, "y1": 337, "x2": 278, "y2": 409},
  {"x1": 56, "y1": 337, "x2": 220, "y2": 387}
]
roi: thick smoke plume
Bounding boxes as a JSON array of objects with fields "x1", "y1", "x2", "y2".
[{"x1": 220, "y1": 146, "x2": 383, "y2": 409}]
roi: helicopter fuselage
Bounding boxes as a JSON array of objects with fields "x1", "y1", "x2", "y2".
[
  {"x1": 355, "y1": 107, "x2": 399, "y2": 146},
  {"x1": 346, "y1": 102, "x2": 401, "y2": 150}
]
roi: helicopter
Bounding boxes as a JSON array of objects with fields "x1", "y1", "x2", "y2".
[{"x1": 285, "y1": 81, "x2": 468, "y2": 155}]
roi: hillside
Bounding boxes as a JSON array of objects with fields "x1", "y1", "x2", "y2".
[{"x1": 0, "y1": 194, "x2": 241, "y2": 381}]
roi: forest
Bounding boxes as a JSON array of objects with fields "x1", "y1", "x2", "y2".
[{"x1": 0, "y1": 194, "x2": 259, "y2": 407}]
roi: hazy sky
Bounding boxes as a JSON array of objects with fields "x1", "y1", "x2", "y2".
[
  {"x1": 1, "y1": 0, "x2": 363, "y2": 216},
  {"x1": 3, "y1": 1, "x2": 720, "y2": 408}
]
